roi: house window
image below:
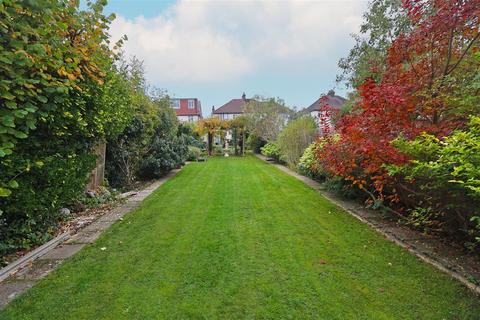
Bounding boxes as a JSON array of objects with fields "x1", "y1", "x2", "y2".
[
  {"x1": 171, "y1": 100, "x2": 180, "y2": 109},
  {"x1": 188, "y1": 100, "x2": 195, "y2": 109}
]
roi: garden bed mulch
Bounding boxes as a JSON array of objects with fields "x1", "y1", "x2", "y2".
[
  {"x1": 0, "y1": 201, "x2": 122, "y2": 269},
  {"x1": 255, "y1": 154, "x2": 480, "y2": 294},
  {"x1": 0, "y1": 168, "x2": 183, "y2": 309}
]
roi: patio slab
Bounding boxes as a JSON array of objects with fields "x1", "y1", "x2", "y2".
[
  {"x1": 14, "y1": 260, "x2": 63, "y2": 281},
  {"x1": 66, "y1": 230, "x2": 103, "y2": 244},
  {"x1": 0, "y1": 280, "x2": 34, "y2": 309},
  {"x1": 38, "y1": 244, "x2": 85, "y2": 261}
]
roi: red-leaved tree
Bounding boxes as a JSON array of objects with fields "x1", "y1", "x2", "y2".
[{"x1": 318, "y1": 0, "x2": 480, "y2": 207}]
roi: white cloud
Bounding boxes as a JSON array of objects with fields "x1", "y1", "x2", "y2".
[{"x1": 109, "y1": 0, "x2": 367, "y2": 84}]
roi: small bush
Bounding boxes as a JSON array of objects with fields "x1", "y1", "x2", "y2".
[
  {"x1": 179, "y1": 123, "x2": 205, "y2": 149},
  {"x1": 261, "y1": 142, "x2": 281, "y2": 161},
  {"x1": 277, "y1": 116, "x2": 317, "y2": 166},
  {"x1": 187, "y1": 146, "x2": 202, "y2": 161},
  {"x1": 106, "y1": 91, "x2": 192, "y2": 187},
  {"x1": 139, "y1": 135, "x2": 187, "y2": 178},
  {"x1": 106, "y1": 115, "x2": 156, "y2": 188},
  {"x1": 225, "y1": 146, "x2": 235, "y2": 155},
  {"x1": 404, "y1": 207, "x2": 443, "y2": 231},
  {"x1": 388, "y1": 116, "x2": 480, "y2": 247},
  {"x1": 213, "y1": 145, "x2": 224, "y2": 156},
  {"x1": 298, "y1": 142, "x2": 326, "y2": 181}
]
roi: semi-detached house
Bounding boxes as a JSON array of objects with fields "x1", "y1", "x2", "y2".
[{"x1": 170, "y1": 98, "x2": 203, "y2": 122}]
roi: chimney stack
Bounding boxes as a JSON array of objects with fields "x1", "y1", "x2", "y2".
[
  {"x1": 242, "y1": 92, "x2": 246, "y2": 101},
  {"x1": 327, "y1": 89, "x2": 335, "y2": 96}
]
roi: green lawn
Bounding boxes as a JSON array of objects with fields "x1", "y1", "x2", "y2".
[{"x1": 2, "y1": 156, "x2": 479, "y2": 319}]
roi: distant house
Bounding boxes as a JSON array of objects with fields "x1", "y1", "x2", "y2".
[
  {"x1": 170, "y1": 98, "x2": 203, "y2": 122},
  {"x1": 212, "y1": 93, "x2": 249, "y2": 120},
  {"x1": 305, "y1": 90, "x2": 346, "y2": 134},
  {"x1": 213, "y1": 93, "x2": 292, "y2": 146}
]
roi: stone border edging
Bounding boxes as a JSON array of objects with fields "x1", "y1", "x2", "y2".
[
  {"x1": 255, "y1": 154, "x2": 480, "y2": 295},
  {"x1": 0, "y1": 167, "x2": 184, "y2": 309},
  {"x1": 0, "y1": 233, "x2": 70, "y2": 283}
]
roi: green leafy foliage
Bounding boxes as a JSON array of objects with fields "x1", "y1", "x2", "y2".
[
  {"x1": 388, "y1": 117, "x2": 480, "y2": 246},
  {"x1": 0, "y1": 1, "x2": 132, "y2": 262},
  {"x1": 0, "y1": 149, "x2": 95, "y2": 258},
  {"x1": 276, "y1": 116, "x2": 317, "y2": 167},
  {"x1": 138, "y1": 102, "x2": 188, "y2": 178},
  {"x1": 260, "y1": 142, "x2": 281, "y2": 161},
  {"x1": 244, "y1": 97, "x2": 293, "y2": 142},
  {"x1": 0, "y1": 0, "x2": 118, "y2": 157},
  {"x1": 246, "y1": 133, "x2": 266, "y2": 154},
  {"x1": 105, "y1": 58, "x2": 191, "y2": 189},
  {"x1": 213, "y1": 145, "x2": 224, "y2": 156},
  {"x1": 337, "y1": 0, "x2": 410, "y2": 88},
  {"x1": 187, "y1": 146, "x2": 202, "y2": 161},
  {"x1": 179, "y1": 123, "x2": 205, "y2": 150},
  {"x1": 298, "y1": 142, "x2": 326, "y2": 181},
  {"x1": 104, "y1": 59, "x2": 159, "y2": 188},
  {"x1": 139, "y1": 135, "x2": 187, "y2": 178}
]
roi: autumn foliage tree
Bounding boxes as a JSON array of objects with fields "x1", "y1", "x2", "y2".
[
  {"x1": 196, "y1": 117, "x2": 225, "y2": 155},
  {"x1": 319, "y1": 0, "x2": 480, "y2": 243}
]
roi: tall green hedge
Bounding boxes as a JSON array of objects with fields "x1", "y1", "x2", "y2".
[{"x1": 0, "y1": 0, "x2": 132, "y2": 262}]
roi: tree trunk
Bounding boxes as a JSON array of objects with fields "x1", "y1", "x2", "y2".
[
  {"x1": 233, "y1": 127, "x2": 238, "y2": 155},
  {"x1": 241, "y1": 129, "x2": 245, "y2": 156},
  {"x1": 208, "y1": 132, "x2": 213, "y2": 156}
]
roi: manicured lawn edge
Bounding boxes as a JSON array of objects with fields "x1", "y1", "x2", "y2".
[
  {"x1": 0, "y1": 167, "x2": 185, "y2": 310},
  {"x1": 1, "y1": 157, "x2": 478, "y2": 318},
  {"x1": 255, "y1": 154, "x2": 480, "y2": 295}
]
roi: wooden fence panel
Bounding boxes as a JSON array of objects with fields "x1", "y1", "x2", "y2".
[{"x1": 86, "y1": 142, "x2": 106, "y2": 190}]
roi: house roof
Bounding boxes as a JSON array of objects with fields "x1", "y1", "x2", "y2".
[
  {"x1": 213, "y1": 93, "x2": 293, "y2": 116},
  {"x1": 306, "y1": 90, "x2": 347, "y2": 112},
  {"x1": 212, "y1": 98, "x2": 250, "y2": 114}
]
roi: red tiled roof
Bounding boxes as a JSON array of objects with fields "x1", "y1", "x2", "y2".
[
  {"x1": 213, "y1": 98, "x2": 250, "y2": 114},
  {"x1": 306, "y1": 92, "x2": 346, "y2": 112},
  {"x1": 172, "y1": 98, "x2": 202, "y2": 117}
]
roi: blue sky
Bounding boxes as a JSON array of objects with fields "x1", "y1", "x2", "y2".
[
  {"x1": 95, "y1": 0, "x2": 369, "y2": 115},
  {"x1": 99, "y1": 0, "x2": 177, "y2": 19}
]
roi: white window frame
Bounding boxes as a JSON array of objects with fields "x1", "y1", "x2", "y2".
[
  {"x1": 171, "y1": 100, "x2": 180, "y2": 109},
  {"x1": 188, "y1": 99, "x2": 195, "y2": 109}
]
